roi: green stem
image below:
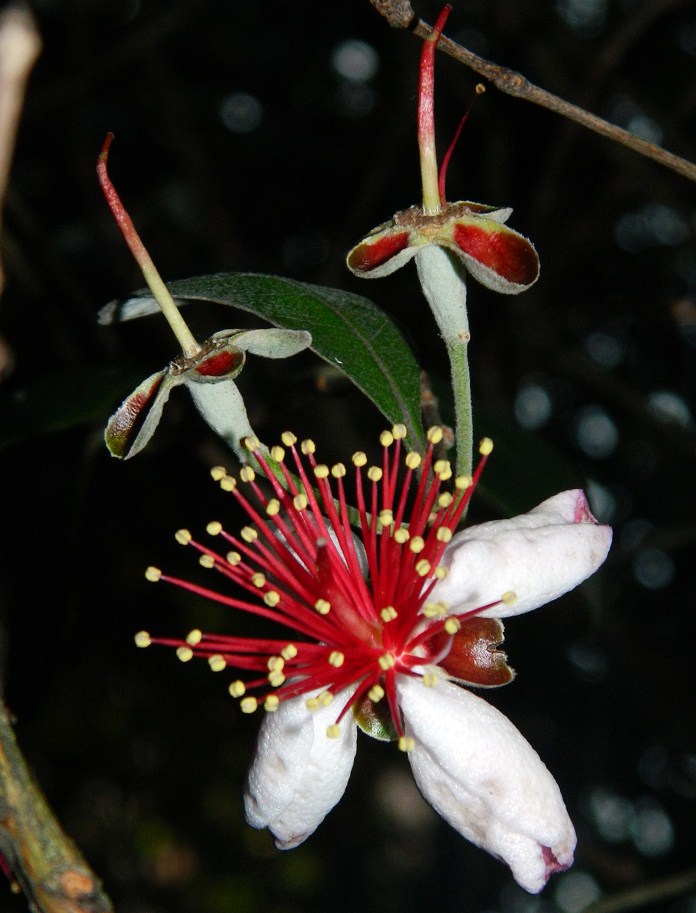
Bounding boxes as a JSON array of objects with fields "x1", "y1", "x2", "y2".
[{"x1": 414, "y1": 246, "x2": 472, "y2": 478}]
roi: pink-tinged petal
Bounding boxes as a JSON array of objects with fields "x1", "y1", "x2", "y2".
[
  {"x1": 244, "y1": 690, "x2": 357, "y2": 849},
  {"x1": 447, "y1": 219, "x2": 539, "y2": 293},
  {"x1": 398, "y1": 677, "x2": 576, "y2": 893},
  {"x1": 431, "y1": 490, "x2": 612, "y2": 618},
  {"x1": 346, "y1": 227, "x2": 417, "y2": 278},
  {"x1": 104, "y1": 369, "x2": 181, "y2": 459}
]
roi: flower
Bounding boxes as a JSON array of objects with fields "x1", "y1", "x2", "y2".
[
  {"x1": 346, "y1": 6, "x2": 539, "y2": 294},
  {"x1": 97, "y1": 133, "x2": 311, "y2": 460},
  {"x1": 103, "y1": 326, "x2": 311, "y2": 460},
  {"x1": 138, "y1": 427, "x2": 611, "y2": 892}
]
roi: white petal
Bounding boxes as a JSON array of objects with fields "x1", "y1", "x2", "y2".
[
  {"x1": 432, "y1": 489, "x2": 612, "y2": 617},
  {"x1": 244, "y1": 691, "x2": 357, "y2": 849},
  {"x1": 398, "y1": 676, "x2": 575, "y2": 893}
]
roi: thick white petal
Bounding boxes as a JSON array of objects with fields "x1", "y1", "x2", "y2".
[
  {"x1": 244, "y1": 691, "x2": 357, "y2": 849},
  {"x1": 398, "y1": 676, "x2": 575, "y2": 893},
  {"x1": 432, "y1": 489, "x2": 611, "y2": 617}
]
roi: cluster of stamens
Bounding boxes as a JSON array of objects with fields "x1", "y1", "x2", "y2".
[{"x1": 137, "y1": 426, "x2": 511, "y2": 750}]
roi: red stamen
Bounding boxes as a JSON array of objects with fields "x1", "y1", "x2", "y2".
[{"x1": 142, "y1": 430, "x2": 505, "y2": 738}]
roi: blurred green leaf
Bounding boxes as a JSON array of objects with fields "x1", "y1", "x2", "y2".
[
  {"x1": 117, "y1": 273, "x2": 427, "y2": 456},
  {"x1": 0, "y1": 365, "x2": 141, "y2": 450}
]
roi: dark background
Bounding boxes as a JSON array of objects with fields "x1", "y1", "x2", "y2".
[{"x1": 1, "y1": 1, "x2": 695, "y2": 911}]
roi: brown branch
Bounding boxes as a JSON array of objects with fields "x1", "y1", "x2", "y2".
[
  {"x1": 369, "y1": 0, "x2": 696, "y2": 183},
  {"x1": 582, "y1": 866, "x2": 696, "y2": 913},
  {"x1": 0, "y1": 700, "x2": 113, "y2": 913}
]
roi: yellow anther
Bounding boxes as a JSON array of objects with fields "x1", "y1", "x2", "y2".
[
  {"x1": 243, "y1": 436, "x2": 261, "y2": 452},
  {"x1": 319, "y1": 691, "x2": 334, "y2": 707},
  {"x1": 444, "y1": 617, "x2": 462, "y2": 635},
  {"x1": 306, "y1": 696, "x2": 320, "y2": 711},
  {"x1": 199, "y1": 554, "x2": 215, "y2": 569},
  {"x1": 438, "y1": 492, "x2": 453, "y2": 508},
  {"x1": 380, "y1": 430, "x2": 394, "y2": 447},
  {"x1": 423, "y1": 601, "x2": 447, "y2": 618},
  {"x1": 415, "y1": 559, "x2": 431, "y2": 577},
  {"x1": 367, "y1": 466, "x2": 382, "y2": 482},
  {"x1": 434, "y1": 566, "x2": 448, "y2": 580},
  {"x1": 378, "y1": 653, "x2": 395, "y2": 671},
  {"x1": 331, "y1": 463, "x2": 346, "y2": 478},
  {"x1": 268, "y1": 671, "x2": 286, "y2": 687},
  {"x1": 175, "y1": 529, "x2": 192, "y2": 546},
  {"x1": 378, "y1": 509, "x2": 393, "y2": 528},
  {"x1": 266, "y1": 498, "x2": 280, "y2": 516},
  {"x1": 405, "y1": 452, "x2": 422, "y2": 470},
  {"x1": 229, "y1": 680, "x2": 246, "y2": 698},
  {"x1": 409, "y1": 536, "x2": 425, "y2": 554},
  {"x1": 328, "y1": 651, "x2": 345, "y2": 668},
  {"x1": 422, "y1": 671, "x2": 438, "y2": 687},
  {"x1": 398, "y1": 736, "x2": 415, "y2": 752},
  {"x1": 208, "y1": 655, "x2": 226, "y2": 672},
  {"x1": 315, "y1": 598, "x2": 331, "y2": 615},
  {"x1": 394, "y1": 527, "x2": 409, "y2": 544},
  {"x1": 352, "y1": 451, "x2": 367, "y2": 467},
  {"x1": 134, "y1": 631, "x2": 151, "y2": 648},
  {"x1": 176, "y1": 646, "x2": 193, "y2": 663},
  {"x1": 186, "y1": 629, "x2": 203, "y2": 646},
  {"x1": 241, "y1": 526, "x2": 258, "y2": 543},
  {"x1": 434, "y1": 459, "x2": 451, "y2": 476},
  {"x1": 220, "y1": 475, "x2": 236, "y2": 492},
  {"x1": 502, "y1": 590, "x2": 517, "y2": 606},
  {"x1": 392, "y1": 423, "x2": 407, "y2": 440},
  {"x1": 264, "y1": 695, "x2": 280, "y2": 712},
  {"x1": 240, "y1": 696, "x2": 258, "y2": 714},
  {"x1": 240, "y1": 465, "x2": 255, "y2": 483},
  {"x1": 281, "y1": 431, "x2": 297, "y2": 446},
  {"x1": 206, "y1": 521, "x2": 222, "y2": 536},
  {"x1": 251, "y1": 572, "x2": 266, "y2": 588},
  {"x1": 268, "y1": 656, "x2": 285, "y2": 671},
  {"x1": 301, "y1": 438, "x2": 316, "y2": 455},
  {"x1": 210, "y1": 466, "x2": 227, "y2": 481},
  {"x1": 281, "y1": 643, "x2": 298, "y2": 660},
  {"x1": 436, "y1": 527, "x2": 453, "y2": 543},
  {"x1": 479, "y1": 437, "x2": 494, "y2": 455},
  {"x1": 145, "y1": 566, "x2": 161, "y2": 582},
  {"x1": 380, "y1": 606, "x2": 398, "y2": 622},
  {"x1": 368, "y1": 684, "x2": 385, "y2": 702},
  {"x1": 427, "y1": 426, "x2": 444, "y2": 444},
  {"x1": 227, "y1": 551, "x2": 241, "y2": 566},
  {"x1": 455, "y1": 474, "x2": 471, "y2": 490},
  {"x1": 270, "y1": 445, "x2": 285, "y2": 462},
  {"x1": 326, "y1": 724, "x2": 341, "y2": 739},
  {"x1": 293, "y1": 494, "x2": 308, "y2": 511},
  {"x1": 314, "y1": 464, "x2": 330, "y2": 479},
  {"x1": 264, "y1": 590, "x2": 280, "y2": 607}
]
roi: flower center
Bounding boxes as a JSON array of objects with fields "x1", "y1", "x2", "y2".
[{"x1": 138, "y1": 426, "x2": 512, "y2": 745}]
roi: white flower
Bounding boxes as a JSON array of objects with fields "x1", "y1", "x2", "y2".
[{"x1": 140, "y1": 429, "x2": 611, "y2": 892}]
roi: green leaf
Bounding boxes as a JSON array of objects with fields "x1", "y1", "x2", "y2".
[{"x1": 117, "y1": 273, "x2": 427, "y2": 456}]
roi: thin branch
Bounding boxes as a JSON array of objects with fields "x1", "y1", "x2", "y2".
[
  {"x1": 0, "y1": 700, "x2": 113, "y2": 913},
  {"x1": 0, "y1": 5, "x2": 41, "y2": 297},
  {"x1": 369, "y1": 0, "x2": 696, "y2": 183},
  {"x1": 582, "y1": 865, "x2": 696, "y2": 913}
]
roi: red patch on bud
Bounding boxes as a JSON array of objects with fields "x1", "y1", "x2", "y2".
[
  {"x1": 453, "y1": 222, "x2": 539, "y2": 286},
  {"x1": 195, "y1": 349, "x2": 244, "y2": 378},
  {"x1": 430, "y1": 617, "x2": 513, "y2": 687},
  {"x1": 348, "y1": 231, "x2": 410, "y2": 272}
]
